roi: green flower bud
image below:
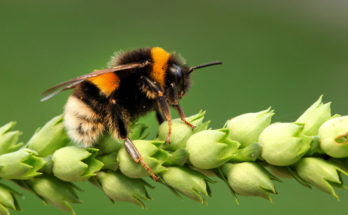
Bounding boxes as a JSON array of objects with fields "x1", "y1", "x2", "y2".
[
  {"x1": 229, "y1": 142, "x2": 261, "y2": 162},
  {"x1": 96, "y1": 133, "x2": 122, "y2": 155},
  {"x1": 52, "y1": 146, "x2": 103, "y2": 182},
  {"x1": 163, "y1": 148, "x2": 189, "y2": 166},
  {"x1": 97, "y1": 152, "x2": 118, "y2": 171},
  {"x1": 26, "y1": 176, "x2": 81, "y2": 215},
  {"x1": 260, "y1": 123, "x2": 312, "y2": 166},
  {"x1": 0, "y1": 183, "x2": 21, "y2": 215},
  {"x1": 186, "y1": 129, "x2": 239, "y2": 169},
  {"x1": 225, "y1": 108, "x2": 274, "y2": 147},
  {"x1": 96, "y1": 171, "x2": 151, "y2": 208},
  {"x1": 222, "y1": 162, "x2": 277, "y2": 201},
  {"x1": 158, "y1": 111, "x2": 210, "y2": 150},
  {"x1": 266, "y1": 165, "x2": 293, "y2": 178},
  {"x1": 118, "y1": 140, "x2": 168, "y2": 178},
  {"x1": 0, "y1": 149, "x2": 45, "y2": 179},
  {"x1": 318, "y1": 116, "x2": 348, "y2": 158},
  {"x1": 296, "y1": 96, "x2": 331, "y2": 136},
  {"x1": 0, "y1": 122, "x2": 23, "y2": 155},
  {"x1": 161, "y1": 167, "x2": 211, "y2": 204},
  {"x1": 26, "y1": 115, "x2": 70, "y2": 157},
  {"x1": 294, "y1": 157, "x2": 348, "y2": 199}
]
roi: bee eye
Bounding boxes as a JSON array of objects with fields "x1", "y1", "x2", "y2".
[{"x1": 169, "y1": 65, "x2": 184, "y2": 89}]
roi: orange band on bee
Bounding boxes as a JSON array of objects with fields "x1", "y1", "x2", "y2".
[
  {"x1": 150, "y1": 47, "x2": 170, "y2": 87},
  {"x1": 88, "y1": 72, "x2": 120, "y2": 96}
]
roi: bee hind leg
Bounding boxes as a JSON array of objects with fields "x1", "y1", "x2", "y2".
[
  {"x1": 111, "y1": 102, "x2": 159, "y2": 181},
  {"x1": 124, "y1": 137, "x2": 159, "y2": 181}
]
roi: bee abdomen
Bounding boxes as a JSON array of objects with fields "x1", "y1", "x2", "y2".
[{"x1": 64, "y1": 96, "x2": 105, "y2": 147}]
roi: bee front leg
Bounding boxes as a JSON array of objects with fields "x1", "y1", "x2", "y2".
[
  {"x1": 141, "y1": 76, "x2": 172, "y2": 143},
  {"x1": 156, "y1": 95, "x2": 172, "y2": 143},
  {"x1": 169, "y1": 83, "x2": 195, "y2": 129}
]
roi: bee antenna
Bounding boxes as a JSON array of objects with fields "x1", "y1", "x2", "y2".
[{"x1": 188, "y1": 61, "x2": 222, "y2": 74}]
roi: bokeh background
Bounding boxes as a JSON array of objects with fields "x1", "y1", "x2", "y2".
[{"x1": 1, "y1": 0, "x2": 348, "y2": 214}]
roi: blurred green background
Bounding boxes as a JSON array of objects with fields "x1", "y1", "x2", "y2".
[{"x1": 1, "y1": 0, "x2": 348, "y2": 214}]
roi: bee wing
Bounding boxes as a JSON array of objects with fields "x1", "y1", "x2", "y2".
[{"x1": 41, "y1": 62, "x2": 150, "y2": 102}]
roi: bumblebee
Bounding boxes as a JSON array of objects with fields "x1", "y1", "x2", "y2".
[{"x1": 42, "y1": 47, "x2": 222, "y2": 180}]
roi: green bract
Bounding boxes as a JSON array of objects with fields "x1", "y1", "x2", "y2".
[
  {"x1": 26, "y1": 176, "x2": 81, "y2": 215},
  {"x1": 129, "y1": 123, "x2": 150, "y2": 140},
  {"x1": 225, "y1": 108, "x2": 274, "y2": 147},
  {"x1": 0, "y1": 122, "x2": 23, "y2": 155},
  {"x1": 318, "y1": 116, "x2": 348, "y2": 158},
  {"x1": 161, "y1": 167, "x2": 211, "y2": 204},
  {"x1": 52, "y1": 146, "x2": 103, "y2": 182},
  {"x1": 260, "y1": 122, "x2": 312, "y2": 166},
  {"x1": 97, "y1": 152, "x2": 118, "y2": 171},
  {"x1": 222, "y1": 162, "x2": 277, "y2": 201},
  {"x1": 295, "y1": 157, "x2": 348, "y2": 199},
  {"x1": 296, "y1": 96, "x2": 331, "y2": 136},
  {"x1": 118, "y1": 140, "x2": 168, "y2": 178},
  {"x1": 0, "y1": 149, "x2": 45, "y2": 179},
  {"x1": 96, "y1": 171, "x2": 151, "y2": 208},
  {"x1": 158, "y1": 111, "x2": 209, "y2": 150},
  {"x1": 26, "y1": 115, "x2": 70, "y2": 157},
  {"x1": 186, "y1": 129, "x2": 239, "y2": 169}
]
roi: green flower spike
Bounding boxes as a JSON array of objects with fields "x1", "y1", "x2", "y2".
[
  {"x1": 295, "y1": 157, "x2": 348, "y2": 199},
  {"x1": 25, "y1": 176, "x2": 81, "y2": 215},
  {"x1": 186, "y1": 129, "x2": 239, "y2": 169},
  {"x1": 161, "y1": 166, "x2": 212, "y2": 204},
  {"x1": 158, "y1": 111, "x2": 210, "y2": 150},
  {"x1": 225, "y1": 108, "x2": 274, "y2": 147},
  {"x1": 52, "y1": 146, "x2": 104, "y2": 182},
  {"x1": 260, "y1": 122, "x2": 312, "y2": 166},
  {"x1": 118, "y1": 140, "x2": 168, "y2": 178},
  {"x1": 96, "y1": 171, "x2": 151, "y2": 208},
  {"x1": 222, "y1": 162, "x2": 278, "y2": 202},
  {"x1": 296, "y1": 96, "x2": 331, "y2": 136},
  {"x1": 318, "y1": 116, "x2": 348, "y2": 158},
  {"x1": 26, "y1": 115, "x2": 70, "y2": 157},
  {"x1": 0, "y1": 149, "x2": 45, "y2": 179},
  {"x1": 0, "y1": 122, "x2": 23, "y2": 155},
  {"x1": 0, "y1": 183, "x2": 22, "y2": 215}
]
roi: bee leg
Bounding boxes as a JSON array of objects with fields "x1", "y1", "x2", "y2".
[
  {"x1": 155, "y1": 108, "x2": 165, "y2": 124},
  {"x1": 110, "y1": 102, "x2": 159, "y2": 181},
  {"x1": 173, "y1": 104, "x2": 195, "y2": 129},
  {"x1": 141, "y1": 76, "x2": 172, "y2": 143},
  {"x1": 124, "y1": 137, "x2": 159, "y2": 181},
  {"x1": 157, "y1": 96, "x2": 172, "y2": 143},
  {"x1": 169, "y1": 83, "x2": 195, "y2": 129}
]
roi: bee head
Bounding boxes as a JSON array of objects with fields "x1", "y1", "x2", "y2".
[{"x1": 166, "y1": 59, "x2": 222, "y2": 98}]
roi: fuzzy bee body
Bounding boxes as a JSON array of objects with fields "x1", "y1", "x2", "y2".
[
  {"x1": 42, "y1": 47, "x2": 221, "y2": 180},
  {"x1": 62, "y1": 47, "x2": 188, "y2": 147}
]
